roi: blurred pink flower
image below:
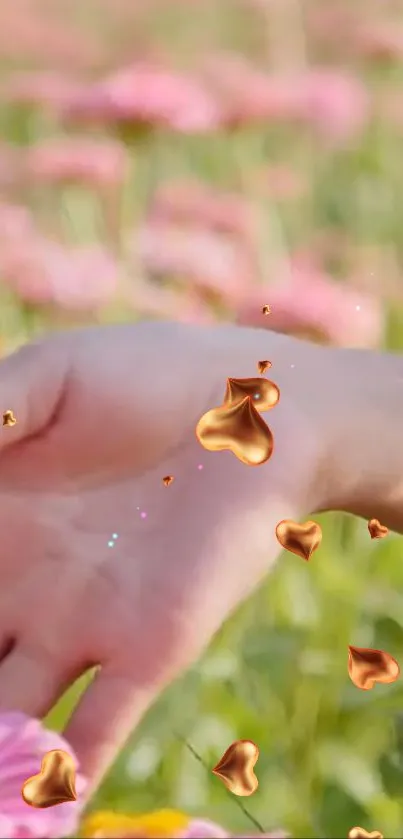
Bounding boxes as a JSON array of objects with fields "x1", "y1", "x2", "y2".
[
  {"x1": 0, "y1": 147, "x2": 23, "y2": 190},
  {"x1": 201, "y1": 55, "x2": 302, "y2": 128},
  {"x1": 201, "y1": 55, "x2": 368, "y2": 142},
  {"x1": 237, "y1": 255, "x2": 384, "y2": 348},
  {"x1": 0, "y1": 711, "x2": 85, "y2": 838},
  {"x1": 136, "y1": 221, "x2": 254, "y2": 306},
  {"x1": 148, "y1": 180, "x2": 255, "y2": 240},
  {"x1": 0, "y1": 1, "x2": 104, "y2": 70},
  {"x1": 131, "y1": 281, "x2": 216, "y2": 324},
  {"x1": 295, "y1": 70, "x2": 369, "y2": 143},
  {"x1": 63, "y1": 62, "x2": 221, "y2": 133},
  {"x1": 25, "y1": 138, "x2": 128, "y2": 188},
  {"x1": 0, "y1": 204, "x2": 36, "y2": 243},
  {"x1": 355, "y1": 24, "x2": 403, "y2": 61},
  {"x1": 1, "y1": 237, "x2": 119, "y2": 310},
  {"x1": 0, "y1": 73, "x2": 84, "y2": 113}
]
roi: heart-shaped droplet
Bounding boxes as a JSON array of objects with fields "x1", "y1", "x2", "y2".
[
  {"x1": 162, "y1": 475, "x2": 174, "y2": 487},
  {"x1": 275, "y1": 519, "x2": 322, "y2": 560},
  {"x1": 22, "y1": 750, "x2": 77, "y2": 808},
  {"x1": 223, "y1": 377, "x2": 280, "y2": 413},
  {"x1": 348, "y1": 646, "x2": 400, "y2": 690},
  {"x1": 2, "y1": 409, "x2": 16, "y2": 427},
  {"x1": 348, "y1": 828, "x2": 383, "y2": 839},
  {"x1": 368, "y1": 519, "x2": 388, "y2": 539},
  {"x1": 212, "y1": 740, "x2": 259, "y2": 797},
  {"x1": 196, "y1": 397, "x2": 274, "y2": 466},
  {"x1": 257, "y1": 360, "x2": 272, "y2": 375}
]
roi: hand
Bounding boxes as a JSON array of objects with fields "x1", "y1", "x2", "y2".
[{"x1": 0, "y1": 321, "x2": 338, "y2": 795}]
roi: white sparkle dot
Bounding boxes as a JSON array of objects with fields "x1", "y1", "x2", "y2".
[{"x1": 356, "y1": 305, "x2": 361, "y2": 311}]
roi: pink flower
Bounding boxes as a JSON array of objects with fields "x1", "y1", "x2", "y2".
[
  {"x1": 1, "y1": 238, "x2": 119, "y2": 310},
  {"x1": 63, "y1": 62, "x2": 221, "y2": 133},
  {"x1": 201, "y1": 55, "x2": 302, "y2": 128},
  {"x1": 0, "y1": 711, "x2": 86, "y2": 838},
  {"x1": 148, "y1": 180, "x2": 255, "y2": 240},
  {"x1": 355, "y1": 24, "x2": 403, "y2": 61},
  {"x1": 237, "y1": 255, "x2": 384, "y2": 348},
  {"x1": 295, "y1": 70, "x2": 369, "y2": 143},
  {"x1": 0, "y1": 144, "x2": 22, "y2": 191},
  {"x1": 25, "y1": 138, "x2": 127, "y2": 188},
  {"x1": 136, "y1": 222, "x2": 254, "y2": 306},
  {"x1": 0, "y1": 73, "x2": 84, "y2": 113}
]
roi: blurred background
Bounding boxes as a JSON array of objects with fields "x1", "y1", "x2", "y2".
[{"x1": 2, "y1": 0, "x2": 403, "y2": 836}]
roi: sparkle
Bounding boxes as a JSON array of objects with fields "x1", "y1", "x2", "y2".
[
  {"x1": 140, "y1": 511, "x2": 147, "y2": 519},
  {"x1": 253, "y1": 393, "x2": 260, "y2": 400},
  {"x1": 356, "y1": 305, "x2": 361, "y2": 311},
  {"x1": 108, "y1": 541, "x2": 114, "y2": 547},
  {"x1": 112, "y1": 532, "x2": 118, "y2": 539},
  {"x1": 197, "y1": 464, "x2": 204, "y2": 470},
  {"x1": 291, "y1": 364, "x2": 295, "y2": 368}
]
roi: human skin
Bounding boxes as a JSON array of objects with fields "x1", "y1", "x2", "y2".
[{"x1": 0, "y1": 320, "x2": 400, "y2": 798}]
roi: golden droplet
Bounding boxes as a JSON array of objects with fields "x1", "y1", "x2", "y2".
[
  {"x1": 262, "y1": 304, "x2": 271, "y2": 315},
  {"x1": 348, "y1": 646, "x2": 400, "y2": 690},
  {"x1": 196, "y1": 397, "x2": 274, "y2": 466},
  {"x1": 348, "y1": 828, "x2": 383, "y2": 839},
  {"x1": 162, "y1": 475, "x2": 174, "y2": 487},
  {"x1": 257, "y1": 360, "x2": 272, "y2": 375},
  {"x1": 212, "y1": 740, "x2": 259, "y2": 797},
  {"x1": 368, "y1": 519, "x2": 388, "y2": 539},
  {"x1": 2, "y1": 409, "x2": 16, "y2": 427},
  {"x1": 275, "y1": 519, "x2": 322, "y2": 561},
  {"x1": 223, "y1": 377, "x2": 280, "y2": 413},
  {"x1": 21, "y1": 750, "x2": 77, "y2": 808}
]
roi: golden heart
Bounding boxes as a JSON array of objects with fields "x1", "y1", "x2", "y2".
[
  {"x1": 367, "y1": 519, "x2": 388, "y2": 539},
  {"x1": 223, "y1": 377, "x2": 280, "y2": 413},
  {"x1": 212, "y1": 739, "x2": 259, "y2": 797},
  {"x1": 348, "y1": 828, "x2": 383, "y2": 839},
  {"x1": 22, "y1": 749, "x2": 77, "y2": 808},
  {"x1": 196, "y1": 397, "x2": 274, "y2": 466},
  {"x1": 348, "y1": 645, "x2": 400, "y2": 690},
  {"x1": 275, "y1": 519, "x2": 322, "y2": 560},
  {"x1": 257, "y1": 360, "x2": 272, "y2": 375},
  {"x1": 2, "y1": 409, "x2": 16, "y2": 427}
]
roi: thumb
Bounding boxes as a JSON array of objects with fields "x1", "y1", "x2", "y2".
[{"x1": 0, "y1": 337, "x2": 69, "y2": 450}]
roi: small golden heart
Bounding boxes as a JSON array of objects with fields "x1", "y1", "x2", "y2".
[
  {"x1": 223, "y1": 377, "x2": 280, "y2": 413},
  {"x1": 262, "y1": 304, "x2": 271, "y2": 315},
  {"x1": 257, "y1": 360, "x2": 272, "y2": 375},
  {"x1": 196, "y1": 396, "x2": 274, "y2": 466},
  {"x1": 212, "y1": 739, "x2": 259, "y2": 797},
  {"x1": 162, "y1": 475, "x2": 174, "y2": 487},
  {"x1": 368, "y1": 519, "x2": 388, "y2": 539},
  {"x1": 2, "y1": 409, "x2": 16, "y2": 427},
  {"x1": 275, "y1": 519, "x2": 322, "y2": 561},
  {"x1": 22, "y1": 749, "x2": 77, "y2": 808},
  {"x1": 348, "y1": 827, "x2": 383, "y2": 839},
  {"x1": 348, "y1": 645, "x2": 400, "y2": 690}
]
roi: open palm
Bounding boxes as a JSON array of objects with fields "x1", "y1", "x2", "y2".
[{"x1": 0, "y1": 320, "x2": 327, "y2": 794}]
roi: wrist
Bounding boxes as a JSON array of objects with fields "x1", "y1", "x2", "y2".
[{"x1": 317, "y1": 346, "x2": 403, "y2": 533}]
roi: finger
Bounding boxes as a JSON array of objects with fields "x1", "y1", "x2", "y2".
[
  {"x1": 0, "y1": 339, "x2": 68, "y2": 451},
  {"x1": 64, "y1": 666, "x2": 163, "y2": 796},
  {"x1": 0, "y1": 643, "x2": 69, "y2": 716}
]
